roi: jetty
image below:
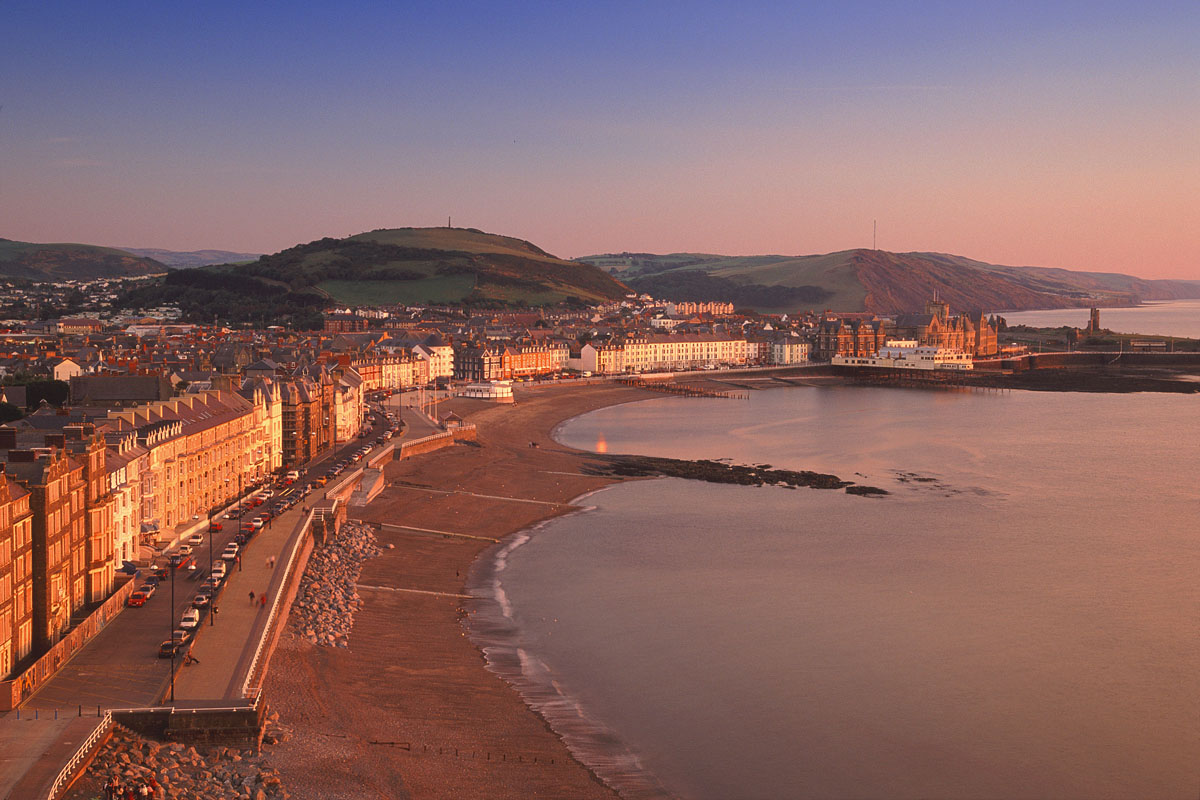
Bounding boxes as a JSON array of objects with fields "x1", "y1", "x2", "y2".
[{"x1": 617, "y1": 376, "x2": 749, "y2": 399}]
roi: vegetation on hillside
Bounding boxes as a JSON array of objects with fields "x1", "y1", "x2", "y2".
[
  {"x1": 626, "y1": 270, "x2": 831, "y2": 312},
  {"x1": 0, "y1": 239, "x2": 167, "y2": 280},
  {"x1": 113, "y1": 227, "x2": 627, "y2": 323},
  {"x1": 582, "y1": 248, "x2": 1200, "y2": 314}
]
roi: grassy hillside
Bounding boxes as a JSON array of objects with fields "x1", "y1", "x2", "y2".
[
  {"x1": 235, "y1": 227, "x2": 627, "y2": 306},
  {"x1": 0, "y1": 239, "x2": 166, "y2": 280},
  {"x1": 117, "y1": 227, "x2": 628, "y2": 326},
  {"x1": 581, "y1": 249, "x2": 1200, "y2": 314}
]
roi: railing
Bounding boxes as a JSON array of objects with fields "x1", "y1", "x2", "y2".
[
  {"x1": 45, "y1": 711, "x2": 113, "y2": 800},
  {"x1": 239, "y1": 504, "x2": 319, "y2": 698}
]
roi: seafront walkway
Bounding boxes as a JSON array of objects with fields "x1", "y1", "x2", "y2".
[
  {"x1": 0, "y1": 415, "x2": 397, "y2": 798},
  {"x1": 170, "y1": 501, "x2": 310, "y2": 700}
]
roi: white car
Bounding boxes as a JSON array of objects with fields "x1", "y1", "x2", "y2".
[
  {"x1": 211, "y1": 561, "x2": 227, "y2": 579},
  {"x1": 177, "y1": 545, "x2": 192, "y2": 557},
  {"x1": 187, "y1": 533, "x2": 204, "y2": 546},
  {"x1": 221, "y1": 544, "x2": 239, "y2": 561},
  {"x1": 180, "y1": 608, "x2": 200, "y2": 629}
]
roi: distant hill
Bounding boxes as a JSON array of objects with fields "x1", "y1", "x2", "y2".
[
  {"x1": 229, "y1": 227, "x2": 628, "y2": 307},
  {"x1": 118, "y1": 227, "x2": 629, "y2": 327},
  {"x1": 0, "y1": 238, "x2": 167, "y2": 281},
  {"x1": 120, "y1": 248, "x2": 261, "y2": 268},
  {"x1": 581, "y1": 249, "x2": 1200, "y2": 314}
]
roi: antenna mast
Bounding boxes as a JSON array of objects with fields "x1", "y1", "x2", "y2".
[{"x1": 873, "y1": 219, "x2": 877, "y2": 250}]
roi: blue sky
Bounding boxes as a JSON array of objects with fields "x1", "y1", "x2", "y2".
[{"x1": 2, "y1": 1, "x2": 1197, "y2": 277}]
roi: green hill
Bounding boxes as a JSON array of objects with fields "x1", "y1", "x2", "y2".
[
  {"x1": 118, "y1": 227, "x2": 629, "y2": 327},
  {"x1": 0, "y1": 239, "x2": 167, "y2": 280},
  {"x1": 581, "y1": 250, "x2": 1200, "y2": 314}
]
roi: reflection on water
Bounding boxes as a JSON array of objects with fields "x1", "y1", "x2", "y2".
[{"x1": 479, "y1": 387, "x2": 1200, "y2": 800}]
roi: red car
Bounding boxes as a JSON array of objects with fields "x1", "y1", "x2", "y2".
[
  {"x1": 208, "y1": 522, "x2": 223, "y2": 532},
  {"x1": 127, "y1": 591, "x2": 149, "y2": 607}
]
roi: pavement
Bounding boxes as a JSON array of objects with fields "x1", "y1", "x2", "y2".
[
  {"x1": 0, "y1": 409, "x2": 399, "y2": 796},
  {"x1": 170, "y1": 502, "x2": 309, "y2": 700}
]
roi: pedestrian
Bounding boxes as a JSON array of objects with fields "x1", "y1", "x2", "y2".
[
  {"x1": 249, "y1": 590, "x2": 255, "y2": 605},
  {"x1": 260, "y1": 594, "x2": 267, "y2": 609}
]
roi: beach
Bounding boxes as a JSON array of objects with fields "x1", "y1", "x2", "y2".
[{"x1": 263, "y1": 382, "x2": 653, "y2": 799}]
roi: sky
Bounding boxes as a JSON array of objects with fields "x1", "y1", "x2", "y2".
[{"x1": 1, "y1": 1, "x2": 1197, "y2": 279}]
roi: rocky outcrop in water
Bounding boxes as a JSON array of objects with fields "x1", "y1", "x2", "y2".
[
  {"x1": 290, "y1": 522, "x2": 380, "y2": 648},
  {"x1": 588, "y1": 455, "x2": 888, "y2": 495}
]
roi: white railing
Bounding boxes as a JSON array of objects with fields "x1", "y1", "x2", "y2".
[
  {"x1": 239, "y1": 505, "x2": 317, "y2": 699},
  {"x1": 45, "y1": 711, "x2": 113, "y2": 800}
]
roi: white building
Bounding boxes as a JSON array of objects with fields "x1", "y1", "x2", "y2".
[{"x1": 832, "y1": 340, "x2": 974, "y2": 371}]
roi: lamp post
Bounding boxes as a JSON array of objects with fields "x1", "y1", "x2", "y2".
[
  {"x1": 168, "y1": 552, "x2": 181, "y2": 703},
  {"x1": 207, "y1": 504, "x2": 215, "y2": 626}
]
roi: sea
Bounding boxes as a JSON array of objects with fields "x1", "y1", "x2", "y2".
[
  {"x1": 1000, "y1": 299, "x2": 1200, "y2": 339},
  {"x1": 467, "y1": 301, "x2": 1200, "y2": 800}
]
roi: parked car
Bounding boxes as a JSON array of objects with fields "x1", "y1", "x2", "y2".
[
  {"x1": 177, "y1": 545, "x2": 192, "y2": 557},
  {"x1": 127, "y1": 590, "x2": 150, "y2": 607},
  {"x1": 137, "y1": 582, "x2": 157, "y2": 598},
  {"x1": 191, "y1": 592, "x2": 211, "y2": 609},
  {"x1": 189, "y1": 532, "x2": 205, "y2": 545},
  {"x1": 207, "y1": 521, "x2": 222, "y2": 532},
  {"x1": 154, "y1": 566, "x2": 170, "y2": 580},
  {"x1": 158, "y1": 639, "x2": 186, "y2": 658},
  {"x1": 180, "y1": 608, "x2": 200, "y2": 629},
  {"x1": 222, "y1": 544, "x2": 239, "y2": 561},
  {"x1": 142, "y1": 574, "x2": 161, "y2": 588}
]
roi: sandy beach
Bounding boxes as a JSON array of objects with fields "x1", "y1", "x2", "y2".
[{"x1": 264, "y1": 382, "x2": 654, "y2": 799}]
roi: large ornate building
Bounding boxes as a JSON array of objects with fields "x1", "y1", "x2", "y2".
[{"x1": 815, "y1": 299, "x2": 999, "y2": 360}]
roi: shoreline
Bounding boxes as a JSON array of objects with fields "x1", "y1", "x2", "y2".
[{"x1": 263, "y1": 383, "x2": 659, "y2": 799}]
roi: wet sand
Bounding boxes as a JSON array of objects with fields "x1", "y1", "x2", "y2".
[{"x1": 264, "y1": 383, "x2": 653, "y2": 799}]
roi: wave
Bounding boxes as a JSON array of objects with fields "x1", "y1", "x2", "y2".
[{"x1": 465, "y1": 503, "x2": 677, "y2": 800}]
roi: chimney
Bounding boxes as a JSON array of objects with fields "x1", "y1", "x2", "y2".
[
  {"x1": 7, "y1": 449, "x2": 35, "y2": 462},
  {"x1": 64, "y1": 425, "x2": 84, "y2": 441},
  {"x1": 0, "y1": 428, "x2": 16, "y2": 450},
  {"x1": 45, "y1": 433, "x2": 66, "y2": 448}
]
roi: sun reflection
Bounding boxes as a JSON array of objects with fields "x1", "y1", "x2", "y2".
[{"x1": 596, "y1": 433, "x2": 608, "y2": 453}]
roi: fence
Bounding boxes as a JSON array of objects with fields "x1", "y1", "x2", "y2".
[
  {"x1": 240, "y1": 504, "x2": 322, "y2": 698},
  {"x1": 43, "y1": 712, "x2": 114, "y2": 800}
]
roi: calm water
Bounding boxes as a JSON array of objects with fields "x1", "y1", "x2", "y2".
[
  {"x1": 1000, "y1": 299, "x2": 1200, "y2": 339},
  {"x1": 468, "y1": 387, "x2": 1200, "y2": 800}
]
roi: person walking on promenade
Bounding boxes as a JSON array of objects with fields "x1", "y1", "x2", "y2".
[
  {"x1": 260, "y1": 593, "x2": 267, "y2": 610},
  {"x1": 249, "y1": 590, "x2": 255, "y2": 605}
]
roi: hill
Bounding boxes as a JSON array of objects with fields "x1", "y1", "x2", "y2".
[
  {"x1": 118, "y1": 227, "x2": 629, "y2": 327},
  {"x1": 0, "y1": 238, "x2": 167, "y2": 280},
  {"x1": 119, "y1": 247, "x2": 261, "y2": 268},
  {"x1": 581, "y1": 250, "x2": 1200, "y2": 314}
]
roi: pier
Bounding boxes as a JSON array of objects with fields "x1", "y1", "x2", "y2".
[{"x1": 617, "y1": 377, "x2": 749, "y2": 399}]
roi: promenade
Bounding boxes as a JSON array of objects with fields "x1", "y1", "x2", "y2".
[{"x1": 0, "y1": 412, "x2": 392, "y2": 799}]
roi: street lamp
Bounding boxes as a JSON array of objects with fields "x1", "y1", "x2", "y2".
[
  {"x1": 167, "y1": 552, "x2": 181, "y2": 703},
  {"x1": 207, "y1": 504, "x2": 215, "y2": 626}
]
